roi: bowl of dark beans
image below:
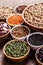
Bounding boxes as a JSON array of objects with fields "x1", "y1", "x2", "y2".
[
  {"x1": 14, "y1": 5, "x2": 27, "y2": 14},
  {"x1": 0, "y1": 22, "x2": 10, "y2": 43},
  {"x1": 27, "y1": 32, "x2": 43, "y2": 50},
  {"x1": 35, "y1": 46, "x2": 43, "y2": 65}
]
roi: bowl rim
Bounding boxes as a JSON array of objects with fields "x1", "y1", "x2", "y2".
[
  {"x1": 10, "y1": 25, "x2": 30, "y2": 40},
  {"x1": 35, "y1": 45, "x2": 43, "y2": 64},
  {"x1": 6, "y1": 13, "x2": 24, "y2": 27},
  {"x1": 0, "y1": 22, "x2": 10, "y2": 38},
  {"x1": 22, "y1": 3, "x2": 43, "y2": 29},
  {"x1": 26, "y1": 32, "x2": 43, "y2": 48},
  {"x1": 3, "y1": 39, "x2": 30, "y2": 60}
]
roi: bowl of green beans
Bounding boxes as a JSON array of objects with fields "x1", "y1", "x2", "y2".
[{"x1": 3, "y1": 39, "x2": 30, "y2": 62}]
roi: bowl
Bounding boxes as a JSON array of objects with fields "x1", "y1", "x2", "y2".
[
  {"x1": 35, "y1": 46, "x2": 43, "y2": 65},
  {"x1": 0, "y1": 6, "x2": 15, "y2": 21},
  {"x1": 10, "y1": 25, "x2": 30, "y2": 40},
  {"x1": 3, "y1": 39, "x2": 30, "y2": 62},
  {"x1": 0, "y1": 22, "x2": 10, "y2": 43},
  {"x1": 6, "y1": 14, "x2": 24, "y2": 27},
  {"x1": 26, "y1": 32, "x2": 43, "y2": 50},
  {"x1": 14, "y1": 4, "x2": 27, "y2": 14},
  {"x1": 22, "y1": 3, "x2": 43, "y2": 32}
]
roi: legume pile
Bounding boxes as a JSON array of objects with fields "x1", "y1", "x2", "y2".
[{"x1": 5, "y1": 40, "x2": 28, "y2": 57}]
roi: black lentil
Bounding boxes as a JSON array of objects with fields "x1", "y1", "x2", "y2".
[{"x1": 28, "y1": 34, "x2": 43, "y2": 46}]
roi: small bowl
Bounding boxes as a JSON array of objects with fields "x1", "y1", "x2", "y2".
[
  {"x1": 14, "y1": 4, "x2": 27, "y2": 14},
  {"x1": 6, "y1": 14, "x2": 24, "y2": 27},
  {"x1": 27, "y1": 32, "x2": 43, "y2": 50},
  {"x1": 10, "y1": 25, "x2": 30, "y2": 40},
  {"x1": 0, "y1": 22, "x2": 10, "y2": 43},
  {"x1": 35, "y1": 46, "x2": 43, "y2": 65},
  {"x1": 3, "y1": 39, "x2": 30, "y2": 62}
]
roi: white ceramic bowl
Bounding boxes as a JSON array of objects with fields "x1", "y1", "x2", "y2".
[
  {"x1": 10, "y1": 25, "x2": 30, "y2": 40},
  {"x1": 26, "y1": 32, "x2": 43, "y2": 50}
]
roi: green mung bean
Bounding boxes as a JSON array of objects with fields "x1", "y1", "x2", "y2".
[{"x1": 5, "y1": 40, "x2": 28, "y2": 57}]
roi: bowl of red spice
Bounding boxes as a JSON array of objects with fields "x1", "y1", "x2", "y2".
[{"x1": 7, "y1": 14, "x2": 24, "y2": 27}]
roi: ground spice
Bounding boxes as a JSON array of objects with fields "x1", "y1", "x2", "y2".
[{"x1": 8, "y1": 15, "x2": 24, "y2": 26}]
